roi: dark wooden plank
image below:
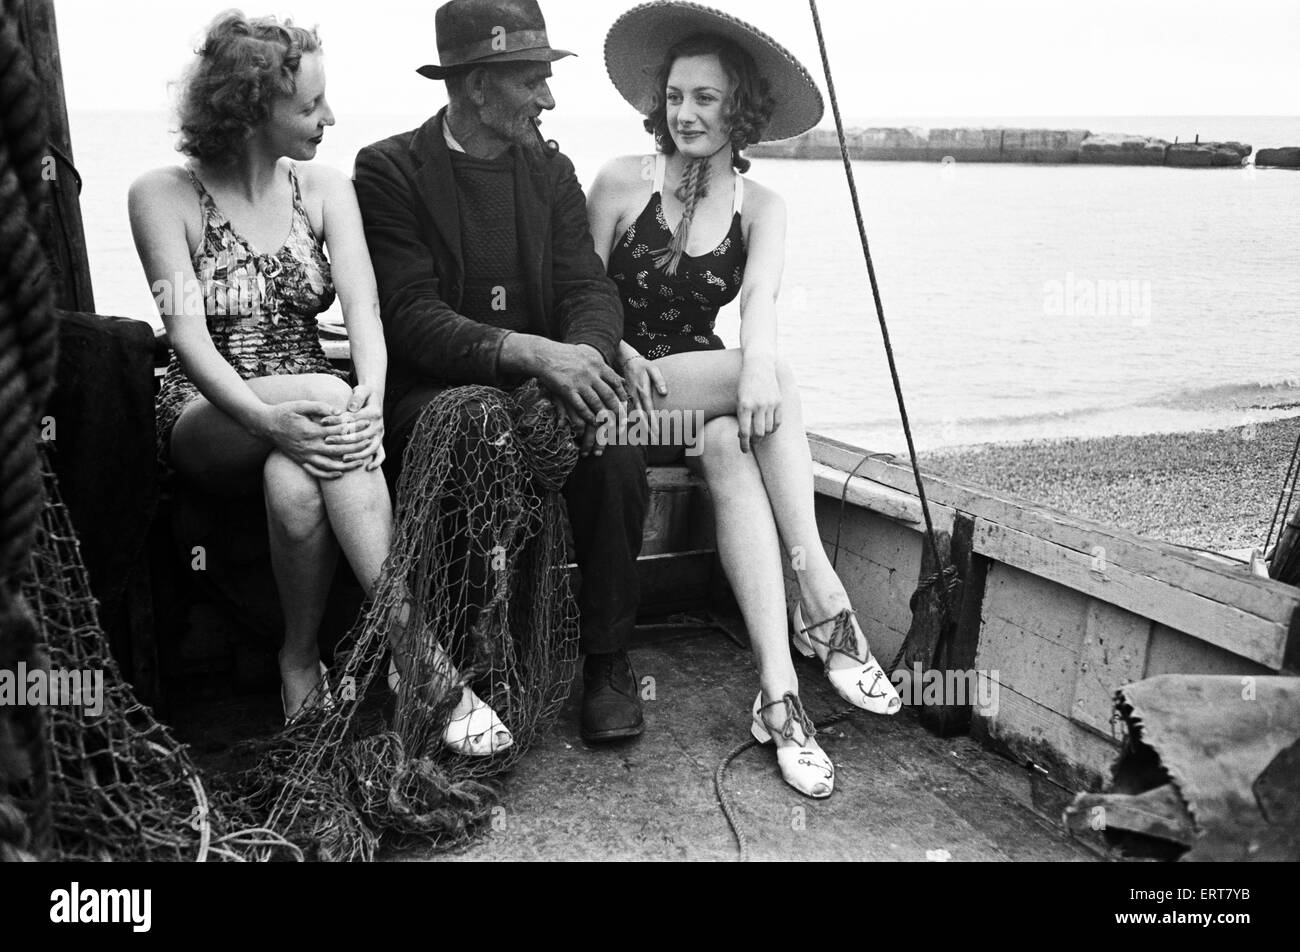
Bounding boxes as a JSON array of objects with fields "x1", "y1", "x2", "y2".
[{"x1": 635, "y1": 550, "x2": 716, "y2": 618}]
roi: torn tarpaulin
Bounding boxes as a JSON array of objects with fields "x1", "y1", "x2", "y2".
[{"x1": 1064, "y1": 674, "x2": 1300, "y2": 861}]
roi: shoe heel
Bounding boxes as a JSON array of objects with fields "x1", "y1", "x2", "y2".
[{"x1": 750, "y1": 690, "x2": 774, "y2": 743}]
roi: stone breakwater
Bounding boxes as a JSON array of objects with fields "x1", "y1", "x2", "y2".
[
  {"x1": 749, "y1": 127, "x2": 1255, "y2": 167},
  {"x1": 1256, "y1": 147, "x2": 1300, "y2": 168}
]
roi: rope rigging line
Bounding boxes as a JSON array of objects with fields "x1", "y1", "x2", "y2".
[
  {"x1": 715, "y1": 4, "x2": 965, "y2": 860},
  {"x1": 805, "y1": 0, "x2": 955, "y2": 624},
  {"x1": 1264, "y1": 418, "x2": 1300, "y2": 557}
]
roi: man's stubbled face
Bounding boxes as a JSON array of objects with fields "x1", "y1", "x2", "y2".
[{"x1": 482, "y1": 61, "x2": 556, "y2": 153}]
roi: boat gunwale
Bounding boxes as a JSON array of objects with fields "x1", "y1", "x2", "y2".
[{"x1": 807, "y1": 431, "x2": 1300, "y2": 673}]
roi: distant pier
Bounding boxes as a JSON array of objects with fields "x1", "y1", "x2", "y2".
[{"x1": 749, "y1": 127, "x2": 1255, "y2": 167}]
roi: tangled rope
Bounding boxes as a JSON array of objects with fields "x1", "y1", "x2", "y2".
[
  {"x1": 0, "y1": 0, "x2": 57, "y2": 861},
  {"x1": 227, "y1": 381, "x2": 581, "y2": 860}
]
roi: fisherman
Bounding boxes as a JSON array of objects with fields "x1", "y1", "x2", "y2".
[{"x1": 353, "y1": 0, "x2": 649, "y2": 742}]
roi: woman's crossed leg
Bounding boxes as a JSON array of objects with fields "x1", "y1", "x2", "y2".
[{"x1": 170, "y1": 373, "x2": 392, "y2": 716}]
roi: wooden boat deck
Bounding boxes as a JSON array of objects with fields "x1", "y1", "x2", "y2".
[{"x1": 174, "y1": 624, "x2": 1099, "y2": 862}]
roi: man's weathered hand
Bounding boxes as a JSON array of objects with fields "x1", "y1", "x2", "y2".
[
  {"x1": 544, "y1": 388, "x2": 605, "y2": 458},
  {"x1": 532, "y1": 340, "x2": 628, "y2": 426}
]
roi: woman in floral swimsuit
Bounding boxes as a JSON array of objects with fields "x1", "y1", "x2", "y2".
[
  {"x1": 130, "y1": 11, "x2": 510, "y2": 753},
  {"x1": 590, "y1": 3, "x2": 904, "y2": 799}
]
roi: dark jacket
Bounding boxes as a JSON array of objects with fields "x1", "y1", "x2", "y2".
[{"x1": 353, "y1": 108, "x2": 623, "y2": 416}]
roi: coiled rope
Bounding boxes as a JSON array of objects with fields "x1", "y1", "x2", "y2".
[{"x1": 0, "y1": 0, "x2": 58, "y2": 861}]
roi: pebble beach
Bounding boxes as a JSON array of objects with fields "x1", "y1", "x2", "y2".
[{"x1": 917, "y1": 417, "x2": 1300, "y2": 553}]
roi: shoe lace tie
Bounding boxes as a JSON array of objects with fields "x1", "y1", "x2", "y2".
[
  {"x1": 759, "y1": 692, "x2": 817, "y2": 745},
  {"x1": 801, "y1": 608, "x2": 867, "y2": 666}
]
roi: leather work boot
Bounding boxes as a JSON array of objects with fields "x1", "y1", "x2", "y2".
[{"x1": 580, "y1": 650, "x2": 644, "y2": 742}]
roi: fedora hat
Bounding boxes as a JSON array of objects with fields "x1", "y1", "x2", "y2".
[
  {"x1": 417, "y1": 0, "x2": 574, "y2": 80},
  {"x1": 604, "y1": 1, "x2": 824, "y2": 143}
]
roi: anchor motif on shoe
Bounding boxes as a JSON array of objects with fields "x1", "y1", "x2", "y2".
[
  {"x1": 750, "y1": 691, "x2": 835, "y2": 799},
  {"x1": 792, "y1": 604, "x2": 902, "y2": 716}
]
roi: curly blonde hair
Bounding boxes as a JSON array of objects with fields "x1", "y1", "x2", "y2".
[{"x1": 175, "y1": 10, "x2": 321, "y2": 166}]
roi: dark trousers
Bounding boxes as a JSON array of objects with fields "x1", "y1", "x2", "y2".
[
  {"x1": 562, "y1": 443, "x2": 648, "y2": 654},
  {"x1": 387, "y1": 384, "x2": 649, "y2": 656}
]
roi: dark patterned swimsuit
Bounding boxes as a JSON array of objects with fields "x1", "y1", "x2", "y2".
[
  {"x1": 154, "y1": 163, "x2": 344, "y2": 463},
  {"x1": 608, "y1": 153, "x2": 746, "y2": 359}
]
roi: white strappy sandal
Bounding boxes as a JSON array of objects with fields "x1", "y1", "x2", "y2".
[
  {"x1": 750, "y1": 691, "x2": 835, "y2": 799},
  {"x1": 388, "y1": 656, "x2": 513, "y2": 757},
  {"x1": 792, "y1": 604, "x2": 902, "y2": 715}
]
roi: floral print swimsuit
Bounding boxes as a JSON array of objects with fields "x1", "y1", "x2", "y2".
[{"x1": 153, "y1": 163, "x2": 344, "y2": 463}]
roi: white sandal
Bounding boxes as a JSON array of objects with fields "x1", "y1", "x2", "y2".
[
  {"x1": 750, "y1": 691, "x2": 834, "y2": 799},
  {"x1": 388, "y1": 656, "x2": 514, "y2": 757},
  {"x1": 792, "y1": 604, "x2": 902, "y2": 715}
]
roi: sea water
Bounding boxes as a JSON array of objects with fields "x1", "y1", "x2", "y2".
[{"x1": 69, "y1": 110, "x2": 1300, "y2": 453}]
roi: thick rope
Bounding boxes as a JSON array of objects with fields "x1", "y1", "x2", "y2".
[
  {"x1": 0, "y1": 0, "x2": 57, "y2": 862},
  {"x1": 714, "y1": 705, "x2": 855, "y2": 862},
  {"x1": 0, "y1": 4, "x2": 55, "y2": 588},
  {"x1": 0, "y1": 2, "x2": 57, "y2": 414}
]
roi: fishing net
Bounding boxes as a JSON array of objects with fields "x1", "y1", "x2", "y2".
[
  {"x1": 227, "y1": 381, "x2": 581, "y2": 861},
  {"x1": 16, "y1": 449, "x2": 300, "y2": 861}
]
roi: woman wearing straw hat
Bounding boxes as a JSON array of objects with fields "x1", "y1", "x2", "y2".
[{"x1": 589, "y1": 1, "x2": 901, "y2": 798}]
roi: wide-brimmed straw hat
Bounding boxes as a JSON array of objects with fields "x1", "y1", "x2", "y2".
[
  {"x1": 604, "y1": 1, "x2": 824, "y2": 143},
  {"x1": 417, "y1": 0, "x2": 573, "y2": 80}
]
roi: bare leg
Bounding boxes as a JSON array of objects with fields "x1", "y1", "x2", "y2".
[
  {"x1": 263, "y1": 449, "x2": 337, "y2": 716},
  {"x1": 688, "y1": 417, "x2": 807, "y2": 746},
  {"x1": 318, "y1": 469, "x2": 392, "y2": 597},
  {"x1": 169, "y1": 373, "x2": 399, "y2": 713},
  {"x1": 652, "y1": 351, "x2": 863, "y2": 668}
]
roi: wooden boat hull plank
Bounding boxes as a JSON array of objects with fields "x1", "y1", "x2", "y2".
[
  {"x1": 810, "y1": 460, "x2": 949, "y2": 530},
  {"x1": 802, "y1": 494, "x2": 925, "y2": 667},
  {"x1": 810, "y1": 435, "x2": 1300, "y2": 631},
  {"x1": 974, "y1": 520, "x2": 1292, "y2": 670},
  {"x1": 1069, "y1": 599, "x2": 1152, "y2": 736},
  {"x1": 973, "y1": 563, "x2": 1124, "y2": 786},
  {"x1": 1145, "y1": 623, "x2": 1275, "y2": 680}
]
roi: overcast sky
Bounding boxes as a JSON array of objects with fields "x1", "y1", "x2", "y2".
[{"x1": 55, "y1": 0, "x2": 1299, "y2": 119}]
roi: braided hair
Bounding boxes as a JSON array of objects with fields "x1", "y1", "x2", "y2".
[
  {"x1": 652, "y1": 156, "x2": 712, "y2": 276},
  {"x1": 644, "y1": 34, "x2": 775, "y2": 276}
]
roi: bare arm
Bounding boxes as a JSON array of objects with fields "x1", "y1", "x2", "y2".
[
  {"x1": 129, "y1": 168, "x2": 355, "y2": 477},
  {"x1": 317, "y1": 166, "x2": 387, "y2": 469},
  {"x1": 735, "y1": 182, "x2": 788, "y2": 452},
  {"x1": 319, "y1": 166, "x2": 385, "y2": 400},
  {"x1": 586, "y1": 156, "x2": 666, "y2": 416}
]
